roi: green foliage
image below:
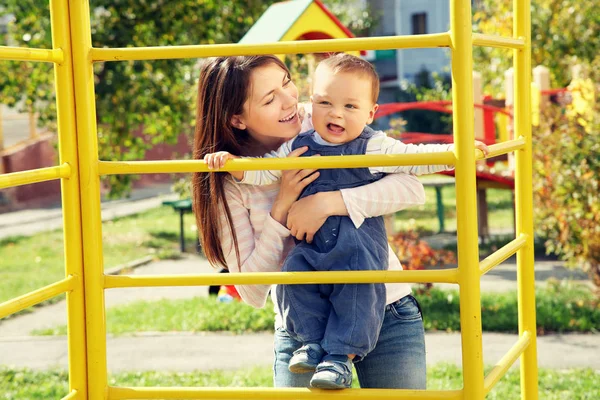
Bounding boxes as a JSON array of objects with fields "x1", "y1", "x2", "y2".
[
  {"x1": 0, "y1": 0, "x2": 275, "y2": 197},
  {"x1": 321, "y1": 0, "x2": 373, "y2": 36},
  {"x1": 418, "y1": 281, "x2": 599, "y2": 334},
  {"x1": 473, "y1": 1, "x2": 600, "y2": 287},
  {"x1": 532, "y1": 59, "x2": 600, "y2": 287},
  {"x1": 473, "y1": 0, "x2": 600, "y2": 94}
]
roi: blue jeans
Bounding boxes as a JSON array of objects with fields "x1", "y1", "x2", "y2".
[{"x1": 273, "y1": 294, "x2": 426, "y2": 389}]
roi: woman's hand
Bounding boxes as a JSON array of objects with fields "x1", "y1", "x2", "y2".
[
  {"x1": 270, "y1": 146, "x2": 320, "y2": 226},
  {"x1": 286, "y1": 191, "x2": 345, "y2": 243}
]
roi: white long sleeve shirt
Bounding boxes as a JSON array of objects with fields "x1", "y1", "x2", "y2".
[{"x1": 239, "y1": 129, "x2": 454, "y2": 186}]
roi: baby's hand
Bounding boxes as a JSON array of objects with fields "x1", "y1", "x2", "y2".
[
  {"x1": 474, "y1": 140, "x2": 490, "y2": 157},
  {"x1": 203, "y1": 151, "x2": 239, "y2": 170}
]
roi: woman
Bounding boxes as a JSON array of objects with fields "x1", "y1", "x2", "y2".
[{"x1": 192, "y1": 55, "x2": 427, "y2": 389}]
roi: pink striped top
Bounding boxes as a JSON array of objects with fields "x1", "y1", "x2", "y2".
[{"x1": 217, "y1": 173, "x2": 427, "y2": 317}]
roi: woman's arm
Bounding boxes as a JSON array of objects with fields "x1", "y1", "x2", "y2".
[
  {"x1": 219, "y1": 183, "x2": 291, "y2": 309},
  {"x1": 286, "y1": 173, "x2": 425, "y2": 241}
]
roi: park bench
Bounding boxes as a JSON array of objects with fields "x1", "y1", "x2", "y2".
[
  {"x1": 161, "y1": 198, "x2": 201, "y2": 253},
  {"x1": 421, "y1": 173, "x2": 515, "y2": 241}
]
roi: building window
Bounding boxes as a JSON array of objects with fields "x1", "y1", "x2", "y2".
[{"x1": 411, "y1": 13, "x2": 427, "y2": 35}]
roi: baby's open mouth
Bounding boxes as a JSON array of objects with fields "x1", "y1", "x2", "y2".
[{"x1": 327, "y1": 123, "x2": 345, "y2": 134}]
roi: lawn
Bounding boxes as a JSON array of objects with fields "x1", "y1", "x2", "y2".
[
  {"x1": 1, "y1": 364, "x2": 598, "y2": 400},
  {"x1": 33, "y1": 283, "x2": 599, "y2": 336},
  {"x1": 0, "y1": 206, "x2": 198, "y2": 304}
]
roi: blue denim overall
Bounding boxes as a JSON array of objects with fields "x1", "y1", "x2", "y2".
[{"x1": 276, "y1": 126, "x2": 389, "y2": 358}]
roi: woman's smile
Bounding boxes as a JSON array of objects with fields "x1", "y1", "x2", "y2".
[{"x1": 279, "y1": 110, "x2": 298, "y2": 123}]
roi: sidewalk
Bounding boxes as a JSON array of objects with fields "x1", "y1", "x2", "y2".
[
  {"x1": 3, "y1": 331, "x2": 599, "y2": 372},
  {"x1": 0, "y1": 183, "x2": 176, "y2": 240}
]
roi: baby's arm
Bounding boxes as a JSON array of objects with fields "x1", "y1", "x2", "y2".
[
  {"x1": 204, "y1": 151, "x2": 243, "y2": 180},
  {"x1": 368, "y1": 132, "x2": 489, "y2": 175},
  {"x1": 340, "y1": 173, "x2": 425, "y2": 228}
]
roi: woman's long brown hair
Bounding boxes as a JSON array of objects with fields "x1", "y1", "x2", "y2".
[{"x1": 192, "y1": 55, "x2": 289, "y2": 269}]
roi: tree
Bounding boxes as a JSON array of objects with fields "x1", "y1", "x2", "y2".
[
  {"x1": 532, "y1": 59, "x2": 600, "y2": 290},
  {"x1": 470, "y1": 0, "x2": 600, "y2": 290},
  {"x1": 473, "y1": 0, "x2": 600, "y2": 94},
  {"x1": 0, "y1": 0, "x2": 276, "y2": 197}
]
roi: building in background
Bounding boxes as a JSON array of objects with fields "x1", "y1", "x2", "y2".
[{"x1": 367, "y1": 0, "x2": 453, "y2": 103}]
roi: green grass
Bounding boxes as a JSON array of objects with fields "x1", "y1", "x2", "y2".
[
  {"x1": 34, "y1": 283, "x2": 599, "y2": 336},
  {"x1": 1, "y1": 364, "x2": 598, "y2": 399},
  {"x1": 34, "y1": 296, "x2": 276, "y2": 336},
  {"x1": 0, "y1": 207, "x2": 198, "y2": 305}
]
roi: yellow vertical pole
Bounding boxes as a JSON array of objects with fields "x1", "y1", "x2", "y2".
[
  {"x1": 513, "y1": 0, "x2": 539, "y2": 398},
  {"x1": 67, "y1": 0, "x2": 108, "y2": 398},
  {"x1": 450, "y1": 0, "x2": 484, "y2": 398},
  {"x1": 50, "y1": 0, "x2": 88, "y2": 397}
]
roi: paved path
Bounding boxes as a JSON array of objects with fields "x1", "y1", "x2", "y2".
[
  {"x1": 2, "y1": 332, "x2": 599, "y2": 372},
  {"x1": 0, "y1": 184, "x2": 175, "y2": 240}
]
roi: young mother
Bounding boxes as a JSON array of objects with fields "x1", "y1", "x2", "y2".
[{"x1": 192, "y1": 55, "x2": 430, "y2": 389}]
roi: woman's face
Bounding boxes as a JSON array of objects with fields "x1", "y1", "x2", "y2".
[{"x1": 234, "y1": 62, "x2": 301, "y2": 151}]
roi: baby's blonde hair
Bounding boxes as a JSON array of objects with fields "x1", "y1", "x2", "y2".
[{"x1": 317, "y1": 53, "x2": 380, "y2": 103}]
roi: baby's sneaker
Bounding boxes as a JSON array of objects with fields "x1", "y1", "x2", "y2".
[
  {"x1": 309, "y1": 355, "x2": 352, "y2": 389},
  {"x1": 288, "y1": 343, "x2": 325, "y2": 374}
]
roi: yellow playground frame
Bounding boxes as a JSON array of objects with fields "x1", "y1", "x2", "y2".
[{"x1": 0, "y1": 0, "x2": 538, "y2": 398}]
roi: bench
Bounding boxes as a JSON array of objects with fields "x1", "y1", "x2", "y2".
[
  {"x1": 162, "y1": 199, "x2": 201, "y2": 253},
  {"x1": 421, "y1": 178, "x2": 454, "y2": 234},
  {"x1": 421, "y1": 176, "x2": 515, "y2": 240}
]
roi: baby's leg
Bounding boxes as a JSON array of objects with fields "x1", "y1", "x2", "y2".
[
  {"x1": 321, "y1": 282, "x2": 386, "y2": 358},
  {"x1": 276, "y1": 254, "x2": 330, "y2": 344}
]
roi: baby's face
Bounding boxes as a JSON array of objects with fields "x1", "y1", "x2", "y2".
[{"x1": 310, "y1": 66, "x2": 378, "y2": 145}]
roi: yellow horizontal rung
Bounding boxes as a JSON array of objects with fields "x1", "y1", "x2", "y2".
[
  {"x1": 0, "y1": 276, "x2": 76, "y2": 319},
  {"x1": 60, "y1": 390, "x2": 78, "y2": 400},
  {"x1": 480, "y1": 234, "x2": 528, "y2": 276},
  {"x1": 476, "y1": 138, "x2": 526, "y2": 160},
  {"x1": 0, "y1": 163, "x2": 71, "y2": 189},
  {"x1": 484, "y1": 331, "x2": 532, "y2": 395},
  {"x1": 91, "y1": 33, "x2": 452, "y2": 62},
  {"x1": 105, "y1": 269, "x2": 459, "y2": 289},
  {"x1": 472, "y1": 34, "x2": 526, "y2": 50},
  {"x1": 98, "y1": 152, "x2": 456, "y2": 176},
  {"x1": 0, "y1": 46, "x2": 64, "y2": 63},
  {"x1": 108, "y1": 386, "x2": 462, "y2": 400}
]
